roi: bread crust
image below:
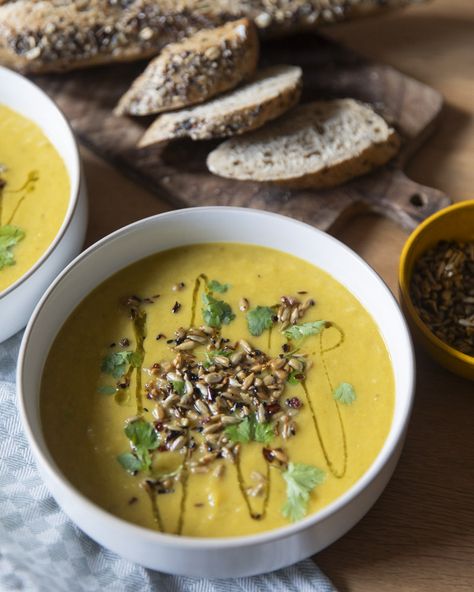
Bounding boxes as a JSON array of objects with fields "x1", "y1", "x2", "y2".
[
  {"x1": 115, "y1": 19, "x2": 259, "y2": 116},
  {"x1": 138, "y1": 65, "x2": 302, "y2": 146},
  {"x1": 0, "y1": 1, "x2": 423, "y2": 73}
]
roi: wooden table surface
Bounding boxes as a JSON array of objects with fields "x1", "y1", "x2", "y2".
[{"x1": 79, "y1": 0, "x2": 474, "y2": 589}]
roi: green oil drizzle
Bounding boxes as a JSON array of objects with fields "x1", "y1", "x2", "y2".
[
  {"x1": 235, "y1": 451, "x2": 271, "y2": 521},
  {"x1": 190, "y1": 273, "x2": 208, "y2": 327},
  {"x1": 132, "y1": 309, "x2": 147, "y2": 415},
  {"x1": 302, "y1": 323, "x2": 348, "y2": 479}
]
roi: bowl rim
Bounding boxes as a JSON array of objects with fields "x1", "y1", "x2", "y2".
[
  {"x1": 0, "y1": 65, "x2": 82, "y2": 301},
  {"x1": 18, "y1": 206, "x2": 415, "y2": 549},
  {"x1": 399, "y1": 199, "x2": 474, "y2": 366}
]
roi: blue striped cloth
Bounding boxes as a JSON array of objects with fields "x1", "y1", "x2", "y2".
[{"x1": 0, "y1": 332, "x2": 336, "y2": 592}]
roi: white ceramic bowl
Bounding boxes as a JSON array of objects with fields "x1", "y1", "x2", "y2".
[
  {"x1": 18, "y1": 208, "x2": 414, "y2": 578},
  {"x1": 0, "y1": 66, "x2": 87, "y2": 342}
]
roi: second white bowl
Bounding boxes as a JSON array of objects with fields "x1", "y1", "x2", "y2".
[{"x1": 0, "y1": 66, "x2": 87, "y2": 342}]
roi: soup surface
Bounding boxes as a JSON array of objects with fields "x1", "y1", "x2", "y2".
[
  {"x1": 0, "y1": 104, "x2": 70, "y2": 292},
  {"x1": 41, "y1": 244, "x2": 394, "y2": 537}
]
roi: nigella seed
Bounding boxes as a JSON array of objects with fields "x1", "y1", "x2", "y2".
[
  {"x1": 172, "y1": 301, "x2": 181, "y2": 314},
  {"x1": 128, "y1": 497, "x2": 138, "y2": 505},
  {"x1": 156, "y1": 333, "x2": 166, "y2": 340},
  {"x1": 282, "y1": 343, "x2": 290, "y2": 353}
]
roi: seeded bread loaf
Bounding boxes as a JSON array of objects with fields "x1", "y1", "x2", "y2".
[
  {"x1": 0, "y1": 1, "x2": 424, "y2": 73},
  {"x1": 138, "y1": 65, "x2": 302, "y2": 146},
  {"x1": 207, "y1": 99, "x2": 400, "y2": 188},
  {"x1": 115, "y1": 19, "x2": 259, "y2": 117}
]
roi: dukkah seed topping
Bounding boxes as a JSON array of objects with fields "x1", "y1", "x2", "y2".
[
  {"x1": 101, "y1": 284, "x2": 343, "y2": 524},
  {"x1": 143, "y1": 323, "x2": 307, "y2": 461}
]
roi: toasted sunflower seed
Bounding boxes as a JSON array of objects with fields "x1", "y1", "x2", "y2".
[
  {"x1": 169, "y1": 435, "x2": 186, "y2": 451},
  {"x1": 239, "y1": 298, "x2": 249, "y2": 312},
  {"x1": 175, "y1": 340, "x2": 197, "y2": 351}
]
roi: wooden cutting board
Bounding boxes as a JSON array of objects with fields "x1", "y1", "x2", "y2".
[{"x1": 33, "y1": 33, "x2": 450, "y2": 232}]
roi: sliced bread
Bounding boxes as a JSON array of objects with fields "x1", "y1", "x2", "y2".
[
  {"x1": 207, "y1": 99, "x2": 400, "y2": 188},
  {"x1": 138, "y1": 65, "x2": 302, "y2": 146},
  {"x1": 115, "y1": 19, "x2": 259, "y2": 116}
]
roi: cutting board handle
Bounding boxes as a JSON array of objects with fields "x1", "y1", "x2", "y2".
[{"x1": 355, "y1": 168, "x2": 451, "y2": 232}]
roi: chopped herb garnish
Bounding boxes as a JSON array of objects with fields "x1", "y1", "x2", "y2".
[
  {"x1": 117, "y1": 452, "x2": 142, "y2": 473},
  {"x1": 0, "y1": 225, "x2": 25, "y2": 269},
  {"x1": 253, "y1": 421, "x2": 275, "y2": 444},
  {"x1": 202, "y1": 293, "x2": 235, "y2": 328},
  {"x1": 225, "y1": 416, "x2": 252, "y2": 443},
  {"x1": 101, "y1": 350, "x2": 143, "y2": 379},
  {"x1": 281, "y1": 462, "x2": 325, "y2": 522},
  {"x1": 333, "y1": 382, "x2": 357, "y2": 405},
  {"x1": 171, "y1": 380, "x2": 185, "y2": 395},
  {"x1": 203, "y1": 349, "x2": 232, "y2": 368},
  {"x1": 287, "y1": 371, "x2": 303, "y2": 385},
  {"x1": 284, "y1": 320, "x2": 327, "y2": 341},
  {"x1": 207, "y1": 279, "x2": 230, "y2": 293},
  {"x1": 118, "y1": 417, "x2": 160, "y2": 474},
  {"x1": 225, "y1": 415, "x2": 274, "y2": 444},
  {"x1": 246, "y1": 306, "x2": 275, "y2": 336},
  {"x1": 97, "y1": 385, "x2": 116, "y2": 395}
]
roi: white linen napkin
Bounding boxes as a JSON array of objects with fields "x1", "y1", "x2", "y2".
[{"x1": 0, "y1": 332, "x2": 336, "y2": 592}]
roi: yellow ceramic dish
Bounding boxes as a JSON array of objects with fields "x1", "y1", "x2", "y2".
[{"x1": 399, "y1": 200, "x2": 474, "y2": 381}]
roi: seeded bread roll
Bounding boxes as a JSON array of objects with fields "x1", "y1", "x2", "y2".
[
  {"x1": 0, "y1": 0, "x2": 222, "y2": 73},
  {"x1": 115, "y1": 19, "x2": 259, "y2": 117},
  {"x1": 138, "y1": 65, "x2": 302, "y2": 146},
  {"x1": 0, "y1": 1, "x2": 424, "y2": 73},
  {"x1": 207, "y1": 99, "x2": 400, "y2": 188}
]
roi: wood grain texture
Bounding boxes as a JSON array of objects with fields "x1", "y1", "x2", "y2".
[{"x1": 32, "y1": 33, "x2": 450, "y2": 232}]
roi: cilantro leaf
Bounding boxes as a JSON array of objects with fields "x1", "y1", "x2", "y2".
[
  {"x1": 246, "y1": 306, "x2": 276, "y2": 337},
  {"x1": 333, "y1": 382, "x2": 356, "y2": 405},
  {"x1": 97, "y1": 385, "x2": 117, "y2": 395},
  {"x1": 225, "y1": 416, "x2": 252, "y2": 443},
  {"x1": 117, "y1": 452, "x2": 142, "y2": 473},
  {"x1": 0, "y1": 225, "x2": 25, "y2": 269},
  {"x1": 287, "y1": 371, "x2": 303, "y2": 385},
  {"x1": 101, "y1": 350, "x2": 142, "y2": 379},
  {"x1": 125, "y1": 418, "x2": 160, "y2": 451},
  {"x1": 225, "y1": 415, "x2": 274, "y2": 444},
  {"x1": 207, "y1": 279, "x2": 230, "y2": 293},
  {"x1": 281, "y1": 462, "x2": 325, "y2": 522},
  {"x1": 202, "y1": 293, "x2": 235, "y2": 328},
  {"x1": 171, "y1": 380, "x2": 185, "y2": 395},
  {"x1": 120, "y1": 418, "x2": 160, "y2": 474},
  {"x1": 254, "y1": 421, "x2": 275, "y2": 444},
  {"x1": 284, "y1": 321, "x2": 327, "y2": 341}
]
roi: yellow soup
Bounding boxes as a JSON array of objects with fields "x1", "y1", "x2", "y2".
[
  {"x1": 0, "y1": 104, "x2": 70, "y2": 292},
  {"x1": 41, "y1": 244, "x2": 394, "y2": 537}
]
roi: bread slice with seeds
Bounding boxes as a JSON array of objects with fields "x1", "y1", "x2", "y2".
[
  {"x1": 138, "y1": 65, "x2": 302, "y2": 146},
  {"x1": 115, "y1": 19, "x2": 259, "y2": 117},
  {"x1": 207, "y1": 99, "x2": 400, "y2": 188}
]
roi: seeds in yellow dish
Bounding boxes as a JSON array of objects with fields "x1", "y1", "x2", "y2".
[
  {"x1": 0, "y1": 104, "x2": 70, "y2": 292},
  {"x1": 41, "y1": 244, "x2": 394, "y2": 537}
]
